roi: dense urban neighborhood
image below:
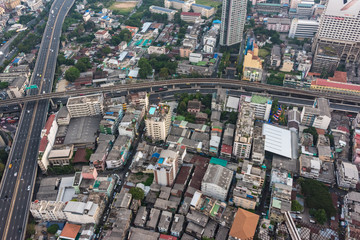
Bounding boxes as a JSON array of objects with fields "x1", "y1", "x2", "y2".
[{"x1": 0, "y1": 0, "x2": 359, "y2": 240}]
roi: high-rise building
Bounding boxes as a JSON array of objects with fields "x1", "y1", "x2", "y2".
[
  {"x1": 145, "y1": 104, "x2": 172, "y2": 141},
  {"x1": 67, "y1": 94, "x2": 104, "y2": 118},
  {"x1": 312, "y1": 0, "x2": 360, "y2": 72},
  {"x1": 154, "y1": 149, "x2": 179, "y2": 186},
  {"x1": 220, "y1": 0, "x2": 247, "y2": 46}
]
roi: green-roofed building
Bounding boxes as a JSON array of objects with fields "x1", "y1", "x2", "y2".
[
  {"x1": 210, "y1": 157, "x2": 228, "y2": 167},
  {"x1": 250, "y1": 95, "x2": 272, "y2": 121}
]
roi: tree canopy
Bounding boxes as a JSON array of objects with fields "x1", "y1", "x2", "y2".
[
  {"x1": 65, "y1": 67, "x2": 80, "y2": 82},
  {"x1": 129, "y1": 187, "x2": 145, "y2": 200},
  {"x1": 47, "y1": 224, "x2": 59, "y2": 234}
]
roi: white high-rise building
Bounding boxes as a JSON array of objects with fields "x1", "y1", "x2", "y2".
[
  {"x1": 67, "y1": 94, "x2": 104, "y2": 118},
  {"x1": 145, "y1": 104, "x2": 172, "y2": 141},
  {"x1": 220, "y1": 0, "x2": 247, "y2": 46},
  {"x1": 312, "y1": 0, "x2": 360, "y2": 71}
]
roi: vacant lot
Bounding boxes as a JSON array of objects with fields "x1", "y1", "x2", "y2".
[{"x1": 110, "y1": 2, "x2": 137, "y2": 15}]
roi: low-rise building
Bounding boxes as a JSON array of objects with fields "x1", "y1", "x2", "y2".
[
  {"x1": 300, "y1": 98, "x2": 331, "y2": 130},
  {"x1": 191, "y1": 4, "x2": 215, "y2": 18},
  {"x1": 181, "y1": 12, "x2": 201, "y2": 23},
  {"x1": 299, "y1": 154, "x2": 321, "y2": 179},
  {"x1": 149, "y1": 6, "x2": 176, "y2": 21},
  {"x1": 243, "y1": 43, "x2": 263, "y2": 82},
  {"x1": 201, "y1": 164, "x2": 233, "y2": 201},
  {"x1": 63, "y1": 200, "x2": 101, "y2": 224},
  {"x1": 336, "y1": 161, "x2": 358, "y2": 190},
  {"x1": 171, "y1": 214, "x2": 185, "y2": 237},
  {"x1": 30, "y1": 200, "x2": 66, "y2": 221},
  {"x1": 158, "y1": 211, "x2": 173, "y2": 233},
  {"x1": 146, "y1": 208, "x2": 161, "y2": 230},
  {"x1": 269, "y1": 183, "x2": 292, "y2": 223},
  {"x1": 266, "y1": 17, "x2": 291, "y2": 32},
  {"x1": 229, "y1": 208, "x2": 259, "y2": 240},
  {"x1": 270, "y1": 45, "x2": 281, "y2": 68}
]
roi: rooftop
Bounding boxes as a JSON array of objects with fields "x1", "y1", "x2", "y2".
[
  {"x1": 262, "y1": 124, "x2": 293, "y2": 159},
  {"x1": 229, "y1": 208, "x2": 259, "y2": 240},
  {"x1": 60, "y1": 223, "x2": 81, "y2": 239},
  {"x1": 64, "y1": 116, "x2": 101, "y2": 145},
  {"x1": 202, "y1": 164, "x2": 232, "y2": 190},
  {"x1": 67, "y1": 93, "x2": 102, "y2": 105},
  {"x1": 192, "y1": 3, "x2": 213, "y2": 10}
]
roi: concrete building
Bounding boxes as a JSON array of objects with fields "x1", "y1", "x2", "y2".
[
  {"x1": 30, "y1": 200, "x2": 66, "y2": 221},
  {"x1": 145, "y1": 104, "x2": 172, "y2": 141},
  {"x1": 201, "y1": 164, "x2": 233, "y2": 201},
  {"x1": 336, "y1": 161, "x2": 358, "y2": 190},
  {"x1": 266, "y1": 18, "x2": 291, "y2": 32},
  {"x1": 171, "y1": 214, "x2": 185, "y2": 237},
  {"x1": 180, "y1": 12, "x2": 201, "y2": 23},
  {"x1": 67, "y1": 94, "x2": 104, "y2": 118},
  {"x1": 106, "y1": 135, "x2": 131, "y2": 169},
  {"x1": 312, "y1": 0, "x2": 360, "y2": 72},
  {"x1": 269, "y1": 183, "x2": 292, "y2": 223},
  {"x1": 271, "y1": 45, "x2": 281, "y2": 68},
  {"x1": 149, "y1": 6, "x2": 177, "y2": 21},
  {"x1": 299, "y1": 154, "x2": 321, "y2": 179},
  {"x1": 48, "y1": 146, "x2": 74, "y2": 166},
  {"x1": 148, "y1": 46, "x2": 167, "y2": 55},
  {"x1": 38, "y1": 114, "x2": 58, "y2": 172},
  {"x1": 310, "y1": 78, "x2": 360, "y2": 96},
  {"x1": 191, "y1": 4, "x2": 215, "y2": 18},
  {"x1": 164, "y1": 0, "x2": 193, "y2": 12},
  {"x1": 233, "y1": 100, "x2": 255, "y2": 160},
  {"x1": 229, "y1": 208, "x2": 259, "y2": 240},
  {"x1": 300, "y1": 98, "x2": 331, "y2": 130},
  {"x1": 63, "y1": 200, "x2": 101, "y2": 224},
  {"x1": 220, "y1": 0, "x2": 247, "y2": 46},
  {"x1": 250, "y1": 95, "x2": 272, "y2": 121},
  {"x1": 344, "y1": 191, "x2": 360, "y2": 230},
  {"x1": 158, "y1": 211, "x2": 173, "y2": 233},
  {"x1": 288, "y1": 18, "x2": 319, "y2": 39},
  {"x1": 243, "y1": 44, "x2": 263, "y2": 82},
  {"x1": 154, "y1": 149, "x2": 179, "y2": 187}
]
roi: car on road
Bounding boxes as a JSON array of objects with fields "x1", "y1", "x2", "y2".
[
  {"x1": 9, "y1": 164, "x2": 12, "y2": 169},
  {"x1": 27, "y1": 185, "x2": 31, "y2": 191},
  {"x1": 310, "y1": 219, "x2": 315, "y2": 224},
  {"x1": 125, "y1": 172, "x2": 129, "y2": 178},
  {"x1": 14, "y1": 172, "x2": 17, "y2": 177}
]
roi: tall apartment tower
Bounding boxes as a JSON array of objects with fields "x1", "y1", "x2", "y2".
[
  {"x1": 220, "y1": 0, "x2": 247, "y2": 46},
  {"x1": 312, "y1": 0, "x2": 360, "y2": 72}
]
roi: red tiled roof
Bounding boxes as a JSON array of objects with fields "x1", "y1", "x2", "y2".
[
  {"x1": 329, "y1": 71, "x2": 347, "y2": 83},
  {"x1": 181, "y1": 12, "x2": 201, "y2": 16},
  {"x1": 307, "y1": 72, "x2": 321, "y2": 77},
  {"x1": 39, "y1": 136, "x2": 48, "y2": 152},
  {"x1": 337, "y1": 126, "x2": 350, "y2": 133},
  {"x1": 221, "y1": 144, "x2": 232, "y2": 154},
  {"x1": 44, "y1": 114, "x2": 56, "y2": 134},
  {"x1": 60, "y1": 223, "x2": 81, "y2": 239},
  {"x1": 160, "y1": 234, "x2": 178, "y2": 240},
  {"x1": 312, "y1": 78, "x2": 360, "y2": 91},
  {"x1": 73, "y1": 148, "x2": 88, "y2": 163}
]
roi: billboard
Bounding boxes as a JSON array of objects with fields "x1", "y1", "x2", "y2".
[{"x1": 325, "y1": 0, "x2": 360, "y2": 17}]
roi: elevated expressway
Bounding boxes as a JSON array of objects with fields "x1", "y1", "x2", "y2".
[{"x1": 0, "y1": 0, "x2": 75, "y2": 239}]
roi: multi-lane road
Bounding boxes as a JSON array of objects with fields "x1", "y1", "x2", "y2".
[{"x1": 0, "y1": 0, "x2": 74, "y2": 239}]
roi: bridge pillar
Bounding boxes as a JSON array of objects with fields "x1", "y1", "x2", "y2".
[{"x1": 49, "y1": 99, "x2": 56, "y2": 108}]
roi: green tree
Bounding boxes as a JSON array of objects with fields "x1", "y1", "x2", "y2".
[
  {"x1": 291, "y1": 200, "x2": 303, "y2": 212},
  {"x1": 129, "y1": 187, "x2": 145, "y2": 200},
  {"x1": 314, "y1": 209, "x2": 327, "y2": 225},
  {"x1": 138, "y1": 58, "x2": 152, "y2": 79},
  {"x1": 159, "y1": 67, "x2": 169, "y2": 78},
  {"x1": 0, "y1": 162, "x2": 5, "y2": 178},
  {"x1": 0, "y1": 82, "x2": 9, "y2": 89},
  {"x1": 0, "y1": 149, "x2": 8, "y2": 163},
  {"x1": 47, "y1": 224, "x2": 59, "y2": 234},
  {"x1": 303, "y1": 127, "x2": 318, "y2": 145},
  {"x1": 75, "y1": 61, "x2": 87, "y2": 72},
  {"x1": 65, "y1": 67, "x2": 80, "y2": 82}
]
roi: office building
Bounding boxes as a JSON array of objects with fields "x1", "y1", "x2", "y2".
[
  {"x1": 288, "y1": 18, "x2": 319, "y2": 39},
  {"x1": 220, "y1": 0, "x2": 247, "y2": 46},
  {"x1": 201, "y1": 163, "x2": 233, "y2": 201},
  {"x1": 300, "y1": 98, "x2": 331, "y2": 130},
  {"x1": 154, "y1": 149, "x2": 179, "y2": 186},
  {"x1": 312, "y1": 0, "x2": 360, "y2": 72},
  {"x1": 67, "y1": 94, "x2": 104, "y2": 118},
  {"x1": 145, "y1": 104, "x2": 172, "y2": 141}
]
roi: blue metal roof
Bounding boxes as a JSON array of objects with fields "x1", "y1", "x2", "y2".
[
  {"x1": 168, "y1": 0, "x2": 185, "y2": 3},
  {"x1": 213, "y1": 19, "x2": 221, "y2": 24},
  {"x1": 152, "y1": 152, "x2": 160, "y2": 158},
  {"x1": 192, "y1": 4, "x2": 213, "y2": 10},
  {"x1": 151, "y1": 6, "x2": 175, "y2": 13}
]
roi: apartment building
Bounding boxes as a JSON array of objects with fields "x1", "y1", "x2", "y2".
[
  {"x1": 38, "y1": 114, "x2": 58, "y2": 172},
  {"x1": 201, "y1": 164, "x2": 233, "y2": 201},
  {"x1": 220, "y1": 0, "x2": 247, "y2": 46},
  {"x1": 106, "y1": 135, "x2": 131, "y2": 169},
  {"x1": 269, "y1": 183, "x2": 292, "y2": 222},
  {"x1": 145, "y1": 104, "x2": 172, "y2": 141},
  {"x1": 250, "y1": 95, "x2": 272, "y2": 121},
  {"x1": 67, "y1": 94, "x2": 104, "y2": 118},
  {"x1": 154, "y1": 149, "x2": 179, "y2": 186},
  {"x1": 30, "y1": 200, "x2": 66, "y2": 221},
  {"x1": 266, "y1": 18, "x2": 291, "y2": 32},
  {"x1": 299, "y1": 154, "x2": 321, "y2": 179},
  {"x1": 300, "y1": 98, "x2": 331, "y2": 130},
  {"x1": 233, "y1": 100, "x2": 255, "y2": 160}
]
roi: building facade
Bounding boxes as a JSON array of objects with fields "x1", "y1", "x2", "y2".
[
  {"x1": 145, "y1": 104, "x2": 172, "y2": 141},
  {"x1": 220, "y1": 0, "x2": 247, "y2": 46},
  {"x1": 67, "y1": 94, "x2": 104, "y2": 118}
]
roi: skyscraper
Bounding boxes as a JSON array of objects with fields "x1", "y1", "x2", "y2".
[
  {"x1": 220, "y1": 0, "x2": 247, "y2": 46},
  {"x1": 312, "y1": 0, "x2": 360, "y2": 72}
]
